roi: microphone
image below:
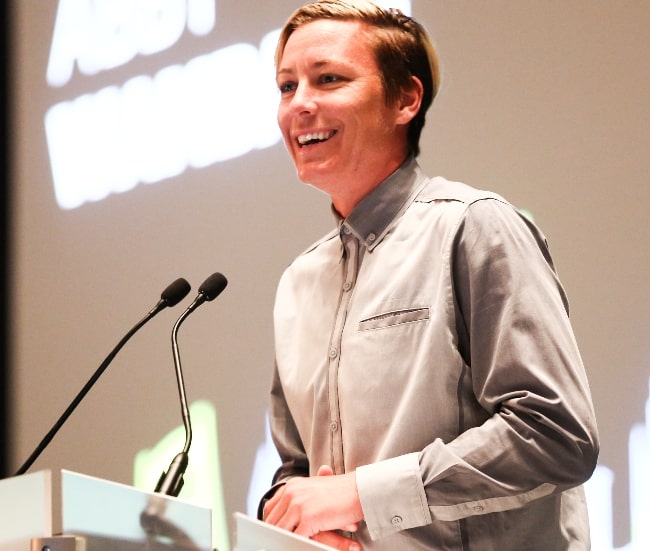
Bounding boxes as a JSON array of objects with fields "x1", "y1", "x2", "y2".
[
  {"x1": 154, "y1": 272, "x2": 228, "y2": 497},
  {"x1": 15, "y1": 278, "x2": 192, "y2": 476}
]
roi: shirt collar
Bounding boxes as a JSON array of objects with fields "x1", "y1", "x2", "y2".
[{"x1": 336, "y1": 156, "x2": 425, "y2": 251}]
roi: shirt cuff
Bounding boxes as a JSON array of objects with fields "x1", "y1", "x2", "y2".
[
  {"x1": 256, "y1": 481, "x2": 287, "y2": 520},
  {"x1": 356, "y1": 453, "x2": 432, "y2": 539}
]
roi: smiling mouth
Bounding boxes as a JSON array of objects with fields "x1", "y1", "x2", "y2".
[{"x1": 297, "y1": 131, "x2": 336, "y2": 147}]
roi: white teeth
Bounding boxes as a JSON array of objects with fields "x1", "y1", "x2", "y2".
[{"x1": 297, "y1": 131, "x2": 334, "y2": 145}]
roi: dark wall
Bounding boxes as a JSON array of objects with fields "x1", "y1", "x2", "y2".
[
  {"x1": 0, "y1": 2, "x2": 12, "y2": 478},
  {"x1": 1, "y1": 0, "x2": 11, "y2": 478}
]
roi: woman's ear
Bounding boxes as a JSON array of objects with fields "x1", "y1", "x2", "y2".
[{"x1": 395, "y1": 75, "x2": 424, "y2": 125}]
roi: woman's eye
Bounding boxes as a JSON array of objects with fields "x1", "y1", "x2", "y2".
[
  {"x1": 278, "y1": 81, "x2": 297, "y2": 94},
  {"x1": 320, "y1": 74, "x2": 340, "y2": 84}
]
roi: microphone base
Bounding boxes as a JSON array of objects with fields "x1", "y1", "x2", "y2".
[{"x1": 154, "y1": 451, "x2": 188, "y2": 497}]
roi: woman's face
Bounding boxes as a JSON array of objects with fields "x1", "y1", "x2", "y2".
[{"x1": 276, "y1": 19, "x2": 411, "y2": 215}]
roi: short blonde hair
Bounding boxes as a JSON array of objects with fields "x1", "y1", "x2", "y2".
[{"x1": 276, "y1": 0, "x2": 441, "y2": 157}]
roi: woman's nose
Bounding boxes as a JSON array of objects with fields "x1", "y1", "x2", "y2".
[{"x1": 291, "y1": 82, "x2": 317, "y2": 114}]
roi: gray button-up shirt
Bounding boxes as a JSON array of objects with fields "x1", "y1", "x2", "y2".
[{"x1": 269, "y1": 157, "x2": 599, "y2": 549}]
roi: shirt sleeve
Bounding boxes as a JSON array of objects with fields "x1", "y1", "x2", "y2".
[
  {"x1": 357, "y1": 197, "x2": 599, "y2": 538},
  {"x1": 267, "y1": 360, "x2": 310, "y2": 484}
]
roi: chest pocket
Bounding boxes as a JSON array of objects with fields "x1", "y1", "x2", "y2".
[{"x1": 358, "y1": 306, "x2": 430, "y2": 331}]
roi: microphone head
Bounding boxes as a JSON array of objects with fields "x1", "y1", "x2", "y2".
[
  {"x1": 198, "y1": 272, "x2": 228, "y2": 301},
  {"x1": 161, "y1": 278, "x2": 191, "y2": 307}
]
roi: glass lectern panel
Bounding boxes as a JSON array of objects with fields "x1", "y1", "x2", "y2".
[
  {"x1": 0, "y1": 470, "x2": 52, "y2": 550},
  {"x1": 0, "y1": 470, "x2": 212, "y2": 551}
]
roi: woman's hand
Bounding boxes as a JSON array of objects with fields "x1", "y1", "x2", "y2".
[{"x1": 263, "y1": 464, "x2": 363, "y2": 549}]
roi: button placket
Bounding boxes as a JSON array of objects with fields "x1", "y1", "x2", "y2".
[{"x1": 326, "y1": 235, "x2": 359, "y2": 473}]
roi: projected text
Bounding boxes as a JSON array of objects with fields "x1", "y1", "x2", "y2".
[{"x1": 44, "y1": 0, "x2": 411, "y2": 209}]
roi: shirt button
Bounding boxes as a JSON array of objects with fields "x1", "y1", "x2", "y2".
[
  {"x1": 343, "y1": 282, "x2": 352, "y2": 291},
  {"x1": 342, "y1": 226, "x2": 351, "y2": 235},
  {"x1": 366, "y1": 233, "x2": 376, "y2": 243},
  {"x1": 329, "y1": 421, "x2": 338, "y2": 431},
  {"x1": 328, "y1": 347, "x2": 338, "y2": 359},
  {"x1": 473, "y1": 505, "x2": 484, "y2": 513},
  {"x1": 391, "y1": 515, "x2": 402, "y2": 526}
]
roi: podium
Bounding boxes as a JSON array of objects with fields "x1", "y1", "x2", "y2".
[
  {"x1": 1, "y1": 469, "x2": 347, "y2": 551},
  {"x1": 234, "y1": 513, "x2": 339, "y2": 551},
  {"x1": 0, "y1": 469, "x2": 212, "y2": 551}
]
